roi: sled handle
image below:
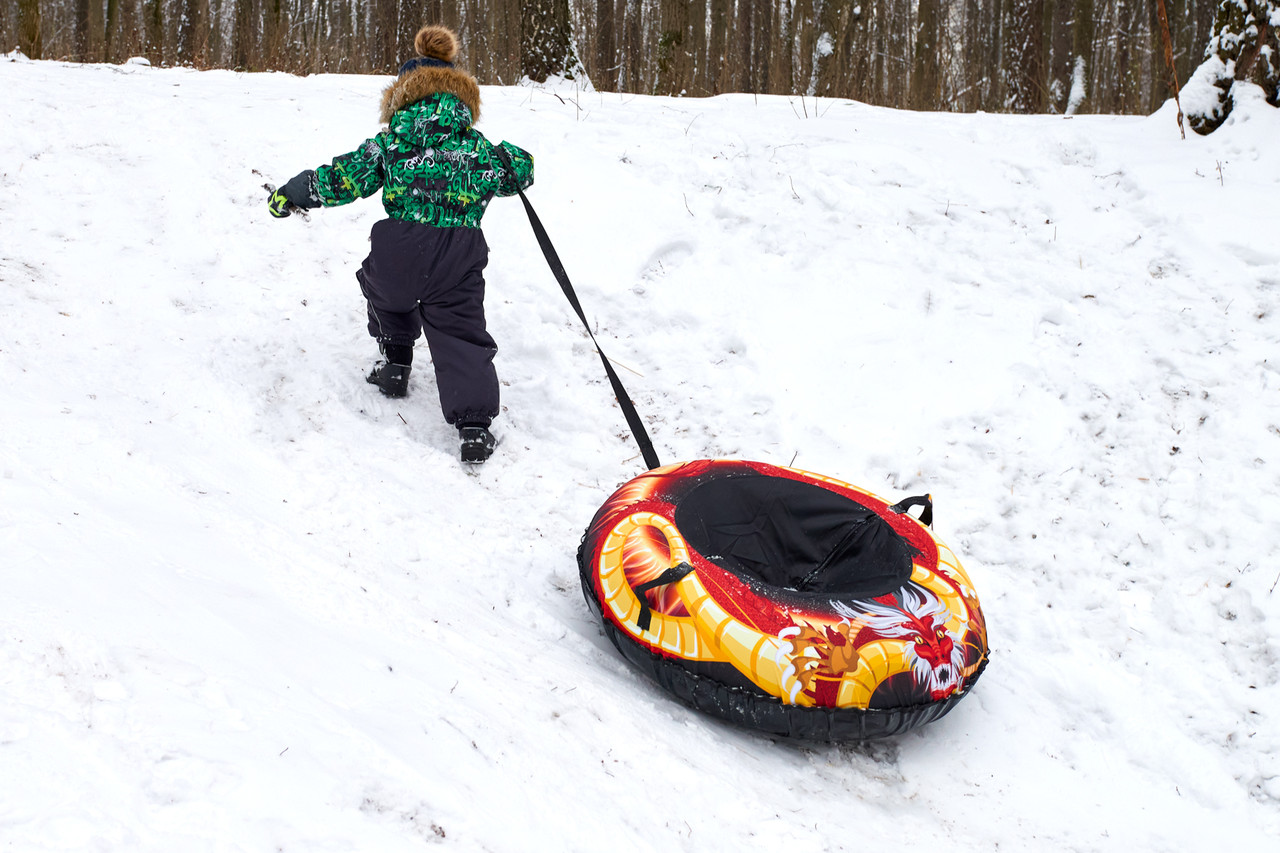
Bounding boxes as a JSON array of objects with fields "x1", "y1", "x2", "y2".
[{"x1": 890, "y1": 494, "x2": 933, "y2": 528}]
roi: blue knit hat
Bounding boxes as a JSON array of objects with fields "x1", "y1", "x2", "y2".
[
  {"x1": 401, "y1": 25, "x2": 460, "y2": 76},
  {"x1": 398, "y1": 56, "x2": 453, "y2": 76}
]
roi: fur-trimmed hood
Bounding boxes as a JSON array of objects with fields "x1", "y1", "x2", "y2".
[{"x1": 380, "y1": 65, "x2": 481, "y2": 125}]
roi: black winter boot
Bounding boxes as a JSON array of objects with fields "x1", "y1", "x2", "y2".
[
  {"x1": 367, "y1": 343, "x2": 413, "y2": 397},
  {"x1": 459, "y1": 425, "x2": 496, "y2": 464},
  {"x1": 367, "y1": 361, "x2": 411, "y2": 397}
]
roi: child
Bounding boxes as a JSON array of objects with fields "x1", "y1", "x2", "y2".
[{"x1": 268, "y1": 24, "x2": 534, "y2": 464}]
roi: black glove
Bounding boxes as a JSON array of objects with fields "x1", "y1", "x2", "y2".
[{"x1": 267, "y1": 170, "x2": 320, "y2": 219}]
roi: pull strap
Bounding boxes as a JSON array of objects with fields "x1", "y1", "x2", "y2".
[
  {"x1": 890, "y1": 494, "x2": 934, "y2": 528},
  {"x1": 633, "y1": 563, "x2": 696, "y2": 631},
  {"x1": 510, "y1": 187, "x2": 662, "y2": 471}
]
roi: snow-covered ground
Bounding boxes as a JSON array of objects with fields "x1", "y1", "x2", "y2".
[{"x1": 2, "y1": 55, "x2": 1278, "y2": 850}]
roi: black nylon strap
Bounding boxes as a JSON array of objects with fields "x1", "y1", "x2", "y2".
[
  {"x1": 633, "y1": 563, "x2": 696, "y2": 631},
  {"x1": 889, "y1": 494, "x2": 934, "y2": 528},
  {"x1": 512, "y1": 189, "x2": 662, "y2": 471}
]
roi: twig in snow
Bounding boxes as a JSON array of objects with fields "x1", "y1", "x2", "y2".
[
  {"x1": 397, "y1": 412, "x2": 408, "y2": 425},
  {"x1": 1155, "y1": 0, "x2": 1186, "y2": 139},
  {"x1": 1270, "y1": 571, "x2": 1279, "y2": 595},
  {"x1": 604, "y1": 354, "x2": 644, "y2": 378}
]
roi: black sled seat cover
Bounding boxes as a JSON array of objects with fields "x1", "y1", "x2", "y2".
[{"x1": 578, "y1": 460, "x2": 989, "y2": 741}]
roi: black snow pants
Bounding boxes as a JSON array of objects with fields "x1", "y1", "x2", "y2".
[{"x1": 356, "y1": 218, "x2": 499, "y2": 427}]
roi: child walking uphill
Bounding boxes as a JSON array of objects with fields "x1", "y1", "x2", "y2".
[{"x1": 267, "y1": 24, "x2": 534, "y2": 464}]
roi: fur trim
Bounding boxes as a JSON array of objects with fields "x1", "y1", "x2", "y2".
[
  {"x1": 414, "y1": 25, "x2": 459, "y2": 63},
  {"x1": 380, "y1": 65, "x2": 481, "y2": 124}
]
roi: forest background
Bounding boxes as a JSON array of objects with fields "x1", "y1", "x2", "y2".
[{"x1": 1, "y1": 0, "x2": 1224, "y2": 115}]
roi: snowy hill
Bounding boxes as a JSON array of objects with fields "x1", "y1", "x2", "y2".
[{"x1": 1, "y1": 55, "x2": 1278, "y2": 850}]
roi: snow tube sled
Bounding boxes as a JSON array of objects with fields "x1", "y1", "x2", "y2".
[{"x1": 578, "y1": 460, "x2": 989, "y2": 740}]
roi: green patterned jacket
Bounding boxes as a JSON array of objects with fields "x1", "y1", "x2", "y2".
[{"x1": 314, "y1": 92, "x2": 533, "y2": 229}]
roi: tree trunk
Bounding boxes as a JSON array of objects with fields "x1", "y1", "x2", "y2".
[
  {"x1": 177, "y1": 0, "x2": 196, "y2": 67},
  {"x1": 1187, "y1": 0, "x2": 1280, "y2": 133},
  {"x1": 708, "y1": 0, "x2": 730, "y2": 94},
  {"x1": 396, "y1": 1, "x2": 418, "y2": 71},
  {"x1": 1006, "y1": 0, "x2": 1045, "y2": 112},
  {"x1": 752, "y1": 0, "x2": 773, "y2": 93},
  {"x1": 622, "y1": 0, "x2": 643, "y2": 91},
  {"x1": 776, "y1": 0, "x2": 795, "y2": 96},
  {"x1": 261, "y1": 0, "x2": 286, "y2": 71},
  {"x1": 955, "y1": 0, "x2": 981, "y2": 110},
  {"x1": 104, "y1": 0, "x2": 121, "y2": 62},
  {"x1": 73, "y1": 0, "x2": 98, "y2": 62},
  {"x1": 594, "y1": 0, "x2": 616, "y2": 89},
  {"x1": 734, "y1": 0, "x2": 754, "y2": 93},
  {"x1": 656, "y1": 0, "x2": 693, "y2": 96},
  {"x1": 1113, "y1": 0, "x2": 1137, "y2": 113},
  {"x1": 813, "y1": 0, "x2": 852, "y2": 98},
  {"x1": 1045, "y1": 0, "x2": 1073, "y2": 111},
  {"x1": 793, "y1": 0, "x2": 816, "y2": 96},
  {"x1": 688, "y1": 0, "x2": 709, "y2": 96},
  {"x1": 910, "y1": 0, "x2": 941, "y2": 110},
  {"x1": 145, "y1": 0, "x2": 166, "y2": 65},
  {"x1": 369, "y1": 0, "x2": 398, "y2": 74},
  {"x1": 521, "y1": 0, "x2": 579, "y2": 82},
  {"x1": 231, "y1": 0, "x2": 254, "y2": 71},
  {"x1": 17, "y1": 0, "x2": 42, "y2": 60},
  {"x1": 1069, "y1": 0, "x2": 1093, "y2": 113}
]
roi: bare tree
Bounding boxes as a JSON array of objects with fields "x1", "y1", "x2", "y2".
[
  {"x1": 656, "y1": 0, "x2": 694, "y2": 95},
  {"x1": 522, "y1": 0, "x2": 580, "y2": 81},
  {"x1": 231, "y1": 0, "x2": 254, "y2": 70},
  {"x1": 261, "y1": 0, "x2": 285, "y2": 69},
  {"x1": 17, "y1": 0, "x2": 41, "y2": 59},
  {"x1": 1, "y1": 0, "x2": 1235, "y2": 118},
  {"x1": 1067, "y1": 0, "x2": 1095, "y2": 113},
  {"x1": 1005, "y1": 0, "x2": 1045, "y2": 112},
  {"x1": 812, "y1": 0, "x2": 859, "y2": 99},
  {"x1": 176, "y1": 0, "x2": 208, "y2": 67},
  {"x1": 708, "y1": 0, "x2": 731, "y2": 93},
  {"x1": 104, "y1": 0, "x2": 121, "y2": 62},
  {"x1": 689, "y1": 0, "x2": 709, "y2": 95},
  {"x1": 911, "y1": 0, "x2": 942, "y2": 110},
  {"x1": 73, "y1": 0, "x2": 94, "y2": 62},
  {"x1": 146, "y1": 0, "x2": 167, "y2": 64}
]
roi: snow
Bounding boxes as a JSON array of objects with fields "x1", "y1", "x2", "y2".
[
  {"x1": 1066, "y1": 55, "x2": 1087, "y2": 116},
  {"x1": 1182, "y1": 54, "x2": 1233, "y2": 121},
  {"x1": 2, "y1": 56, "x2": 1279, "y2": 850}
]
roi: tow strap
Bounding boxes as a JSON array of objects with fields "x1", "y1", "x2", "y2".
[{"x1": 512, "y1": 189, "x2": 662, "y2": 471}]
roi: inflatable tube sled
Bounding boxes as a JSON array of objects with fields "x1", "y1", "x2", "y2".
[{"x1": 578, "y1": 460, "x2": 989, "y2": 740}]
